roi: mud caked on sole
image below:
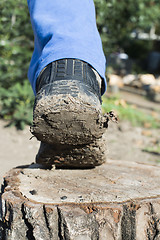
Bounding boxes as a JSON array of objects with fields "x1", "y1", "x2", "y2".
[
  {"x1": 31, "y1": 85, "x2": 108, "y2": 146},
  {"x1": 36, "y1": 133, "x2": 107, "y2": 168}
]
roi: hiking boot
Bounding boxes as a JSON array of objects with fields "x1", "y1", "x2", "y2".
[
  {"x1": 35, "y1": 112, "x2": 118, "y2": 168},
  {"x1": 36, "y1": 133, "x2": 107, "y2": 168},
  {"x1": 31, "y1": 59, "x2": 107, "y2": 146}
]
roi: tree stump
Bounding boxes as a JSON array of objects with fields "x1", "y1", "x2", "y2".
[{"x1": 1, "y1": 160, "x2": 160, "y2": 240}]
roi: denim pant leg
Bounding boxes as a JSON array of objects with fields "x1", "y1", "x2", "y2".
[{"x1": 27, "y1": 0, "x2": 106, "y2": 95}]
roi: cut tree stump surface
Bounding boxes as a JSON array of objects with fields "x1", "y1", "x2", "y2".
[
  {"x1": 1, "y1": 160, "x2": 160, "y2": 240},
  {"x1": 12, "y1": 160, "x2": 160, "y2": 204}
]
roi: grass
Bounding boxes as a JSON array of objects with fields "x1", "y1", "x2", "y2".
[
  {"x1": 102, "y1": 95, "x2": 160, "y2": 129},
  {"x1": 143, "y1": 145, "x2": 160, "y2": 155}
]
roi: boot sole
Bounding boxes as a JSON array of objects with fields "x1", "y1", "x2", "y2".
[
  {"x1": 36, "y1": 133, "x2": 107, "y2": 168},
  {"x1": 31, "y1": 80, "x2": 107, "y2": 145}
]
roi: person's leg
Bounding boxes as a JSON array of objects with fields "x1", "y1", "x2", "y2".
[
  {"x1": 27, "y1": 0, "x2": 106, "y2": 95},
  {"x1": 28, "y1": 0, "x2": 108, "y2": 167}
]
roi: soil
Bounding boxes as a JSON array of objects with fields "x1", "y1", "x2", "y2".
[
  {"x1": 33, "y1": 80, "x2": 106, "y2": 146},
  {"x1": 0, "y1": 91, "x2": 160, "y2": 185}
]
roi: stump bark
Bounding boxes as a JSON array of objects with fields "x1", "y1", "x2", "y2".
[{"x1": 1, "y1": 160, "x2": 160, "y2": 240}]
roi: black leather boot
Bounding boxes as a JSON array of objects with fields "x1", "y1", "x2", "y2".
[{"x1": 31, "y1": 59, "x2": 107, "y2": 146}]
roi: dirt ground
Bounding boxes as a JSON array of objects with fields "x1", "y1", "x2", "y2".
[{"x1": 0, "y1": 91, "x2": 160, "y2": 185}]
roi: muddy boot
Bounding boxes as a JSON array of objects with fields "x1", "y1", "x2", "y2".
[
  {"x1": 35, "y1": 112, "x2": 118, "y2": 168},
  {"x1": 36, "y1": 133, "x2": 107, "y2": 168},
  {"x1": 31, "y1": 59, "x2": 107, "y2": 146}
]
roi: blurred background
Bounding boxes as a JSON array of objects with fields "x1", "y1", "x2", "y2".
[{"x1": 0, "y1": 0, "x2": 160, "y2": 181}]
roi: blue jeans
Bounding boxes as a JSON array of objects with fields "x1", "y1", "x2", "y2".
[{"x1": 27, "y1": 0, "x2": 106, "y2": 95}]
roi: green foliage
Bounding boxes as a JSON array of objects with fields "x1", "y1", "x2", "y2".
[
  {"x1": 0, "y1": 0, "x2": 34, "y2": 128},
  {"x1": 102, "y1": 96, "x2": 160, "y2": 128},
  {"x1": 0, "y1": 0, "x2": 33, "y2": 88},
  {"x1": 94, "y1": 0, "x2": 160, "y2": 56},
  {"x1": 0, "y1": 81, "x2": 34, "y2": 129},
  {"x1": 143, "y1": 145, "x2": 160, "y2": 155}
]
